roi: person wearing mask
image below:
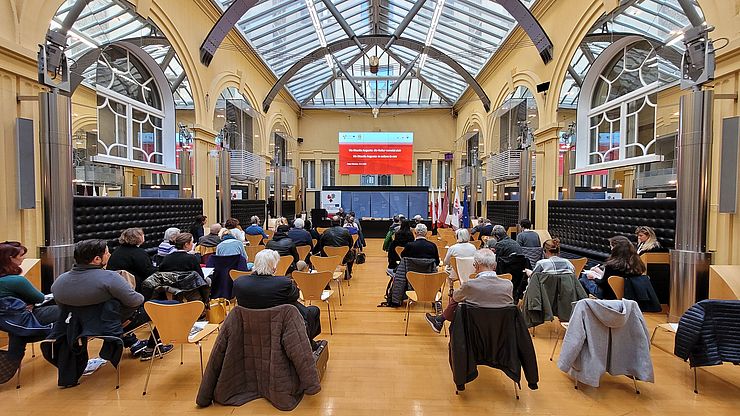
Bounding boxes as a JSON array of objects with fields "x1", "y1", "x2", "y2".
[
  {"x1": 490, "y1": 224, "x2": 523, "y2": 258},
  {"x1": 198, "y1": 224, "x2": 223, "y2": 248},
  {"x1": 107, "y1": 228, "x2": 157, "y2": 292},
  {"x1": 444, "y1": 228, "x2": 478, "y2": 280},
  {"x1": 157, "y1": 227, "x2": 180, "y2": 257},
  {"x1": 157, "y1": 233, "x2": 204, "y2": 278},
  {"x1": 232, "y1": 250, "x2": 321, "y2": 349},
  {"x1": 216, "y1": 229, "x2": 248, "y2": 260},
  {"x1": 635, "y1": 226, "x2": 663, "y2": 255},
  {"x1": 525, "y1": 238, "x2": 574, "y2": 276},
  {"x1": 516, "y1": 219, "x2": 541, "y2": 248},
  {"x1": 224, "y1": 218, "x2": 246, "y2": 242},
  {"x1": 387, "y1": 220, "x2": 414, "y2": 271},
  {"x1": 266, "y1": 225, "x2": 300, "y2": 272},
  {"x1": 52, "y1": 239, "x2": 172, "y2": 360},
  {"x1": 189, "y1": 215, "x2": 208, "y2": 243},
  {"x1": 400, "y1": 224, "x2": 440, "y2": 266},
  {"x1": 585, "y1": 236, "x2": 647, "y2": 299},
  {"x1": 317, "y1": 216, "x2": 354, "y2": 276},
  {"x1": 412, "y1": 215, "x2": 423, "y2": 225},
  {"x1": 287, "y1": 218, "x2": 313, "y2": 247},
  {"x1": 0, "y1": 241, "x2": 60, "y2": 360},
  {"x1": 425, "y1": 249, "x2": 513, "y2": 333},
  {"x1": 244, "y1": 216, "x2": 268, "y2": 239}
]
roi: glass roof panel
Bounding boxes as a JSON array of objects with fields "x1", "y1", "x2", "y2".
[{"x1": 53, "y1": 0, "x2": 193, "y2": 108}]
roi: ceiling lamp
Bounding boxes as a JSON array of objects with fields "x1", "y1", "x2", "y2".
[{"x1": 369, "y1": 56, "x2": 379, "y2": 74}]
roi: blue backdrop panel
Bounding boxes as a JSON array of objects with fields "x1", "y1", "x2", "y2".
[
  {"x1": 370, "y1": 192, "x2": 391, "y2": 218},
  {"x1": 351, "y1": 192, "x2": 372, "y2": 218},
  {"x1": 341, "y1": 191, "x2": 353, "y2": 212},
  {"x1": 407, "y1": 192, "x2": 429, "y2": 219},
  {"x1": 389, "y1": 193, "x2": 409, "y2": 218}
]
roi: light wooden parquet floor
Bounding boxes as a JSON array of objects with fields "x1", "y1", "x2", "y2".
[{"x1": 2, "y1": 239, "x2": 740, "y2": 415}]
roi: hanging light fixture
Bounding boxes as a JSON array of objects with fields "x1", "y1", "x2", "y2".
[{"x1": 369, "y1": 55, "x2": 380, "y2": 74}]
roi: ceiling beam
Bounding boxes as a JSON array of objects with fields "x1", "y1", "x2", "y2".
[
  {"x1": 385, "y1": 48, "x2": 453, "y2": 106},
  {"x1": 567, "y1": 65, "x2": 583, "y2": 87},
  {"x1": 301, "y1": 44, "x2": 373, "y2": 106},
  {"x1": 380, "y1": 53, "x2": 420, "y2": 107},
  {"x1": 320, "y1": 0, "x2": 363, "y2": 52}
]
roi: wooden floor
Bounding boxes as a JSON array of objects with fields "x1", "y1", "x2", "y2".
[{"x1": 3, "y1": 239, "x2": 740, "y2": 415}]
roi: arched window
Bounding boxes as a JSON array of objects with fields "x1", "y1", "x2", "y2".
[
  {"x1": 574, "y1": 37, "x2": 678, "y2": 173},
  {"x1": 93, "y1": 44, "x2": 176, "y2": 171}
]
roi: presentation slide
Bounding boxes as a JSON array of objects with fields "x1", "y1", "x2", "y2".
[{"x1": 338, "y1": 132, "x2": 413, "y2": 175}]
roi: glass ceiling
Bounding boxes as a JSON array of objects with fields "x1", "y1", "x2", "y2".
[
  {"x1": 558, "y1": 0, "x2": 702, "y2": 109},
  {"x1": 218, "y1": 0, "x2": 534, "y2": 108},
  {"x1": 53, "y1": 0, "x2": 194, "y2": 108}
]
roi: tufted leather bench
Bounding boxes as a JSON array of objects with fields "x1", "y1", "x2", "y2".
[
  {"x1": 231, "y1": 200, "x2": 267, "y2": 228},
  {"x1": 74, "y1": 196, "x2": 203, "y2": 255},
  {"x1": 486, "y1": 200, "x2": 536, "y2": 228}
]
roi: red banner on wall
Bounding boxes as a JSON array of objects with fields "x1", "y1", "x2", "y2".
[{"x1": 338, "y1": 132, "x2": 414, "y2": 175}]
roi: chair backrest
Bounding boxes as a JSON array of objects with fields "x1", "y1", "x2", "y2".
[
  {"x1": 311, "y1": 238, "x2": 318, "y2": 247},
  {"x1": 608, "y1": 276, "x2": 625, "y2": 299},
  {"x1": 275, "y1": 255, "x2": 294, "y2": 276},
  {"x1": 310, "y1": 255, "x2": 342, "y2": 273},
  {"x1": 265, "y1": 229, "x2": 275, "y2": 239},
  {"x1": 229, "y1": 269, "x2": 250, "y2": 281},
  {"x1": 324, "y1": 246, "x2": 349, "y2": 259},
  {"x1": 395, "y1": 245, "x2": 404, "y2": 258},
  {"x1": 195, "y1": 245, "x2": 217, "y2": 256},
  {"x1": 571, "y1": 257, "x2": 588, "y2": 277},
  {"x1": 316, "y1": 227, "x2": 328, "y2": 235},
  {"x1": 499, "y1": 273, "x2": 512, "y2": 280},
  {"x1": 246, "y1": 234, "x2": 263, "y2": 247},
  {"x1": 245, "y1": 245, "x2": 264, "y2": 261},
  {"x1": 292, "y1": 271, "x2": 333, "y2": 302},
  {"x1": 406, "y1": 271, "x2": 448, "y2": 302},
  {"x1": 471, "y1": 231, "x2": 480, "y2": 241},
  {"x1": 296, "y1": 245, "x2": 311, "y2": 261},
  {"x1": 425, "y1": 231, "x2": 433, "y2": 239},
  {"x1": 144, "y1": 301, "x2": 204, "y2": 344},
  {"x1": 470, "y1": 240, "x2": 482, "y2": 249},
  {"x1": 640, "y1": 252, "x2": 670, "y2": 266},
  {"x1": 352, "y1": 234, "x2": 359, "y2": 246},
  {"x1": 469, "y1": 273, "x2": 478, "y2": 280},
  {"x1": 455, "y1": 257, "x2": 475, "y2": 283},
  {"x1": 434, "y1": 241, "x2": 448, "y2": 262}
]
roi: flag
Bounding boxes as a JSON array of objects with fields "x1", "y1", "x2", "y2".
[
  {"x1": 431, "y1": 190, "x2": 437, "y2": 224},
  {"x1": 439, "y1": 188, "x2": 449, "y2": 228},
  {"x1": 462, "y1": 187, "x2": 470, "y2": 228},
  {"x1": 437, "y1": 190, "x2": 444, "y2": 227},
  {"x1": 446, "y1": 188, "x2": 461, "y2": 229}
]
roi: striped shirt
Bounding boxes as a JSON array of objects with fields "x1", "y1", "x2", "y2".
[{"x1": 532, "y1": 256, "x2": 575, "y2": 274}]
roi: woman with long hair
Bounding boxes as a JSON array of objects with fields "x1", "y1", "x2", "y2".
[
  {"x1": 526, "y1": 238, "x2": 574, "y2": 276},
  {"x1": 635, "y1": 226, "x2": 662, "y2": 254},
  {"x1": 387, "y1": 220, "x2": 414, "y2": 271},
  {"x1": 596, "y1": 235, "x2": 646, "y2": 299}
]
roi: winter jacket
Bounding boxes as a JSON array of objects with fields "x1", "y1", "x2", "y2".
[
  {"x1": 623, "y1": 275, "x2": 662, "y2": 312},
  {"x1": 141, "y1": 271, "x2": 211, "y2": 303},
  {"x1": 107, "y1": 244, "x2": 158, "y2": 292},
  {"x1": 522, "y1": 272, "x2": 587, "y2": 327},
  {"x1": 317, "y1": 227, "x2": 353, "y2": 263},
  {"x1": 41, "y1": 300, "x2": 124, "y2": 387},
  {"x1": 674, "y1": 299, "x2": 740, "y2": 368},
  {"x1": 196, "y1": 305, "x2": 320, "y2": 410},
  {"x1": 266, "y1": 233, "x2": 300, "y2": 266},
  {"x1": 199, "y1": 233, "x2": 222, "y2": 248},
  {"x1": 387, "y1": 257, "x2": 438, "y2": 306},
  {"x1": 449, "y1": 304, "x2": 539, "y2": 390},
  {"x1": 557, "y1": 299, "x2": 654, "y2": 387},
  {"x1": 0, "y1": 297, "x2": 52, "y2": 338},
  {"x1": 205, "y1": 255, "x2": 248, "y2": 300}
]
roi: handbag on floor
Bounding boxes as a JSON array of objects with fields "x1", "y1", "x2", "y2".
[{"x1": 355, "y1": 252, "x2": 366, "y2": 264}]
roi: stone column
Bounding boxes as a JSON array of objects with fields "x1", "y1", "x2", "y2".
[
  {"x1": 192, "y1": 127, "x2": 218, "y2": 223},
  {"x1": 533, "y1": 126, "x2": 560, "y2": 230}
]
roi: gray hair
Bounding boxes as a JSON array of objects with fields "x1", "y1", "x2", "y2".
[
  {"x1": 253, "y1": 249, "x2": 279, "y2": 275},
  {"x1": 294, "y1": 218, "x2": 305, "y2": 229},
  {"x1": 455, "y1": 228, "x2": 471, "y2": 243},
  {"x1": 209, "y1": 223, "x2": 222, "y2": 234},
  {"x1": 414, "y1": 223, "x2": 428, "y2": 237},
  {"x1": 473, "y1": 248, "x2": 497, "y2": 270},
  {"x1": 492, "y1": 224, "x2": 507, "y2": 240},
  {"x1": 163, "y1": 227, "x2": 180, "y2": 242},
  {"x1": 250, "y1": 216, "x2": 260, "y2": 225}
]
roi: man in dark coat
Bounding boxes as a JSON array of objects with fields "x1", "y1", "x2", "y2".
[{"x1": 400, "y1": 224, "x2": 440, "y2": 266}]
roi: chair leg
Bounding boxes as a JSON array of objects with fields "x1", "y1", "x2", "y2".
[
  {"x1": 142, "y1": 344, "x2": 160, "y2": 395},
  {"x1": 650, "y1": 326, "x2": 658, "y2": 347},
  {"x1": 574, "y1": 377, "x2": 578, "y2": 390},
  {"x1": 404, "y1": 301, "x2": 411, "y2": 336},
  {"x1": 514, "y1": 382, "x2": 520, "y2": 400},
  {"x1": 550, "y1": 325, "x2": 561, "y2": 361},
  {"x1": 199, "y1": 343, "x2": 204, "y2": 376},
  {"x1": 180, "y1": 344, "x2": 184, "y2": 365},
  {"x1": 332, "y1": 298, "x2": 337, "y2": 320},
  {"x1": 693, "y1": 367, "x2": 698, "y2": 394},
  {"x1": 15, "y1": 361, "x2": 21, "y2": 389},
  {"x1": 336, "y1": 279, "x2": 343, "y2": 306},
  {"x1": 31, "y1": 342, "x2": 36, "y2": 358},
  {"x1": 326, "y1": 302, "x2": 333, "y2": 335},
  {"x1": 443, "y1": 320, "x2": 447, "y2": 338},
  {"x1": 115, "y1": 363, "x2": 120, "y2": 389},
  {"x1": 632, "y1": 376, "x2": 640, "y2": 394}
]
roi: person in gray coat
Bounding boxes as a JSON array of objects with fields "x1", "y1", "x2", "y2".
[
  {"x1": 516, "y1": 219, "x2": 541, "y2": 248},
  {"x1": 557, "y1": 298, "x2": 654, "y2": 387}
]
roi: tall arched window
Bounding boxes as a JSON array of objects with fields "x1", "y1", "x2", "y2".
[
  {"x1": 574, "y1": 37, "x2": 678, "y2": 173},
  {"x1": 93, "y1": 44, "x2": 176, "y2": 171}
]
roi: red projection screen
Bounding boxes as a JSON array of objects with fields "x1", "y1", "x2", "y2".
[{"x1": 338, "y1": 132, "x2": 413, "y2": 175}]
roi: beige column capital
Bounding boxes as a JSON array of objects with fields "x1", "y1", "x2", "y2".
[{"x1": 533, "y1": 124, "x2": 561, "y2": 146}]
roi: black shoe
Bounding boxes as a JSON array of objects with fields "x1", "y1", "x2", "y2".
[
  {"x1": 129, "y1": 340, "x2": 148, "y2": 358},
  {"x1": 425, "y1": 313, "x2": 443, "y2": 333},
  {"x1": 140, "y1": 344, "x2": 174, "y2": 361},
  {"x1": 433, "y1": 301, "x2": 443, "y2": 316}
]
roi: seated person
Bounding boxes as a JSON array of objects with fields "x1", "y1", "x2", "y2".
[
  {"x1": 244, "y1": 216, "x2": 269, "y2": 240},
  {"x1": 478, "y1": 219, "x2": 494, "y2": 240},
  {"x1": 51, "y1": 239, "x2": 172, "y2": 360},
  {"x1": 189, "y1": 215, "x2": 208, "y2": 243},
  {"x1": 525, "y1": 238, "x2": 574, "y2": 276},
  {"x1": 425, "y1": 249, "x2": 513, "y2": 333},
  {"x1": 157, "y1": 227, "x2": 180, "y2": 257},
  {"x1": 347, "y1": 211, "x2": 366, "y2": 249},
  {"x1": 490, "y1": 224, "x2": 523, "y2": 258},
  {"x1": 471, "y1": 217, "x2": 486, "y2": 235},
  {"x1": 198, "y1": 223, "x2": 223, "y2": 248},
  {"x1": 412, "y1": 215, "x2": 423, "y2": 225},
  {"x1": 216, "y1": 229, "x2": 247, "y2": 260},
  {"x1": 107, "y1": 228, "x2": 157, "y2": 292},
  {"x1": 295, "y1": 260, "x2": 309, "y2": 273},
  {"x1": 224, "y1": 218, "x2": 246, "y2": 243},
  {"x1": 287, "y1": 218, "x2": 313, "y2": 247},
  {"x1": 582, "y1": 236, "x2": 646, "y2": 299},
  {"x1": 157, "y1": 233, "x2": 204, "y2": 278},
  {"x1": 401, "y1": 224, "x2": 440, "y2": 266},
  {"x1": 266, "y1": 225, "x2": 300, "y2": 271},
  {"x1": 317, "y1": 216, "x2": 354, "y2": 276},
  {"x1": 232, "y1": 250, "x2": 321, "y2": 348},
  {"x1": 516, "y1": 218, "x2": 541, "y2": 248},
  {"x1": 387, "y1": 220, "x2": 414, "y2": 271},
  {"x1": 444, "y1": 228, "x2": 477, "y2": 280},
  {"x1": 344, "y1": 216, "x2": 359, "y2": 236},
  {"x1": 635, "y1": 226, "x2": 664, "y2": 255},
  {"x1": 0, "y1": 241, "x2": 60, "y2": 360},
  {"x1": 305, "y1": 219, "x2": 321, "y2": 242}
]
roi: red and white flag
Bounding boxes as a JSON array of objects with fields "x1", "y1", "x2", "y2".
[
  {"x1": 431, "y1": 190, "x2": 437, "y2": 224},
  {"x1": 446, "y1": 188, "x2": 461, "y2": 229}
]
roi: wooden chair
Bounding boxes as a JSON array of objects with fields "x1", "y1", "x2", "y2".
[
  {"x1": 292, "y1": 271, "x2": 336, "y2": 335},
  {"x1": 532, "y1": 229, "x2": 552, "y2": 243},
  {"x1": 229, "y1": 269, "x2": 250, "y2": 281},
  {"x1": 316, "y1": 227, "x2": 328, "y2": 235},
  {"x1": 311, "y1": 238, "x2": 318, "y2": 247},
  {"x1": 310, "y1": 255, "x2": 345, "y2": 305},
  {"x1": 470, "y1": 240, "x2": 482, "y2": 249},
  {"x1": 394, "y1": 245, "x2": 405, "y2": 259},
  {"x1": 404, "y1": 271, "x2": 448, "y2": 336},
  {"x1": 246, "y1": 234, "x2": 263, "y2": 247},
  {"x1": 142, "y1": 301, "x2": 219, "y2": 395},
  {"x1": 275, "y1": 255, "x2": 294, "y2": 276},
  {"x1": 245, "y1": 245, "x2": 264, "y2": 261},
  {"x1": 425, "y1": 231, "x2": 433, "y2": 239},
  {"x1": 265, "y1": 229, "x2": 275, "y2": 240},
  {"x1": 471, "y1": 231, "x2": 480, "y2": 241},
  {"x1": 608, "y1": 276, "x2": 625, "y2": 299},
  {"x1": 453, "y1": 257, "x2": 475, "y2": 283},
  {"x1": 498, "y1": 273, "x2": 512, "y2": 280},
  {"x1": 296, "y1": 245, "x2": 311, "y2": 262},
  {"x1": 323, "y1": 245, "x2": 349, "y2": 260},
  {"x1": 571, "y1": 257, "x2": 588, "y2": 277},
  {"x1": 434, "y1": 241, "x2": 448, "y2": 264},
  {"x1": 351, "y1": 234, "x2": 359, "y2": 248}
]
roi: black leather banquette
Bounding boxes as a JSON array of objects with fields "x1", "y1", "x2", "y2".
[{"x1": 486, "y1": 200, "x2": 536, "y2": 228}]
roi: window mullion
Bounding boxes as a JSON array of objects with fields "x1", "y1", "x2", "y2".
[
  {"x1": 619, "y1": 102, "x2": 627, "y2": 161},
  {"x1": 127, "y1": 104, "x2": 134, "y2": 161}
]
